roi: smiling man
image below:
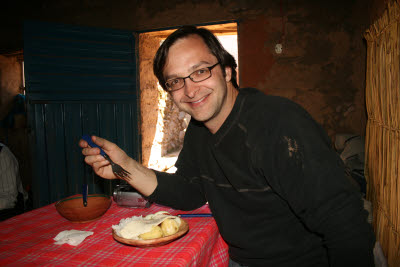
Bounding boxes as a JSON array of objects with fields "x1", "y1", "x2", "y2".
[
  {"x1": 159, "y1": 33, "x2": 238, "y2": 133},
  {"x1": 80, "y1": 26, "x2": 375, "y2": 267}
]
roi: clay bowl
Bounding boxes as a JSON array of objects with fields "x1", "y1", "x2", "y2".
[{"x1": 55, "y1": 194, "x2": 111, "y2": 223}]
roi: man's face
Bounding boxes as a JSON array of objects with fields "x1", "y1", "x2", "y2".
[{"x1": 162, "y1": 34, "x2": 236, "y2": 132}]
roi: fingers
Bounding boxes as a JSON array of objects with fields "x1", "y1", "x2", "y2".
[
  {"x1": 85, "y1": 155, "x2": 116, "y2": 180},
  {"x1": 79, "y1": 135, "x2": 111, "y2": 156},
  {"x1": 81, "y1": 145, "x2": 100, "y2": 157},
  {"x1": 79, "y1": 138, "x2": 88, "y2": 148},
  {"x1": 85, "y1": 136, "x2": 128, "y2": 165},
  {"x1": 80, "y1": 137, "x2": 107, "y2": 163},
  {"x1": 91, "y1": 135, "x2": 117, "y2": 152},
  {"x1": 79, "y1": 135, "x2": 119, "y2": 180},
  {"x1": 92, "y1": 159, "x2": 110, "y2": 171},
  {"x1": 84, "y1": 154, "x2": 106, "y2": 165}
]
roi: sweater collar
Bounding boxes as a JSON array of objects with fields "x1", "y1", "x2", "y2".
[{"x1": 211, "y1": 88, "x2": 253, "y2": 144}]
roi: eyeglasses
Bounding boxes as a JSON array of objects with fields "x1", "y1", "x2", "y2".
[{"x1": 165, "y1": 62, "x2": 220, "y2": 92}]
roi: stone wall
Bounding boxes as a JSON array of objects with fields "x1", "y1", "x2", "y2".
[
  {"x1": 0, "y1": 54, "x2": 22, "y2": 121},
  {"x1": 146, "y1": 86, "x2": 190, "y2": 171},
  {"x1": 0, "y1": 53, "x2": 31, "y2": 189}
]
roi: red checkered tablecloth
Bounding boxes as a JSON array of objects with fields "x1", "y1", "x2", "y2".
[{"x1": 0, "y1": 201, "x2": 228, "y2": 266}]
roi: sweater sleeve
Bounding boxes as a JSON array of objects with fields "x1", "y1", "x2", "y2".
[
  {"x1": 258, "y1": 107, "x2": 375, "y2": 267},
  {"x1": 146, "y1": 170, "x2": 206, "y2": 211},
  {"x1": 146, "y1": 122, "x2": 207, "y2": 211}
]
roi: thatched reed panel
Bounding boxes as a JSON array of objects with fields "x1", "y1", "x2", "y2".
[{"x1": 364, "y1": 1, "x2": 400, "y2": 266}]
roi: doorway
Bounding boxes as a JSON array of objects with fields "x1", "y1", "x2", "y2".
[{"x1": 139, "y1": 22, "x2": 238, "y2": 172}]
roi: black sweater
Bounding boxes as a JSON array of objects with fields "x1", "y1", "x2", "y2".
[{"x1": 148, "y1": 88, "x2": 375, "y2": 267}]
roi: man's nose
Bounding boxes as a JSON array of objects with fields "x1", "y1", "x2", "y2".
[{"x1": 183, "y1": 78, "x2": 199, "y2": 98}]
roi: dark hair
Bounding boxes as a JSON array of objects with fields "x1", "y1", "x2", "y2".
[{"x1": 153, "y1": 25, "x2": 239, "y2": 91}]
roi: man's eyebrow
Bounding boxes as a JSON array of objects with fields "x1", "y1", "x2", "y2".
[
  {"x1": 165, "y1": 61, "x2": 211, "y2": 81},
  {"x1": 189, "y1": 61, "x2": 210, "y2": 71}
]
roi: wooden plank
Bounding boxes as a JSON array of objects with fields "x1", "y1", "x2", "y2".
[
  {"x1": 116, "y1": 103, "x2": 138, "y2": 160},
  {"x1": 44, "y1": 104, "x2": 68, "y2": 202},
  {"x1": 64, "y1": 103, "x2": 85, "y2": 195},
  {"x1": 30, "y1": 104, "x2": 50, "y2": 207},
  {"x1": 98, "y1": 103, "x2": 117, "y2": 194}
]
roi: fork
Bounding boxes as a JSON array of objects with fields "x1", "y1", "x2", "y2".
[{"x1": 82, "y1": 135, "x2": 131, "y2": 181}]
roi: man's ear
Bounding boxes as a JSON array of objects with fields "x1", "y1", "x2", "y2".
[{"x1": 224, "y1": 66, "x2": 232, "y2": 83}]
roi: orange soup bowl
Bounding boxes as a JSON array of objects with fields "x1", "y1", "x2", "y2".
[{"x1": 55, "y1": 194, "x2": 112, "y2": 223}]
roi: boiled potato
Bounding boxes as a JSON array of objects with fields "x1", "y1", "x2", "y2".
[
  {"x1": 138, "y1": 225, "x2": 164, "y2": 240},
  {"x1": 161, "y1": 218, "x2": 179, "y2": 236}
]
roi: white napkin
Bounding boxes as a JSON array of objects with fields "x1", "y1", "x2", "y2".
[{"x1": 54, "y1": 230, "x2": 94, "y2": 246}]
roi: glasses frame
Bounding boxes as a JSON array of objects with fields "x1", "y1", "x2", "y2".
[{"x1": 165, "y1": 62, "x2": 220, "y2": 92}]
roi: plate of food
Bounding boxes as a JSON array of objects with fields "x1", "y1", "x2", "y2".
[{"x1": 112, "y1": 211, "x2": 189, "y2": 247}]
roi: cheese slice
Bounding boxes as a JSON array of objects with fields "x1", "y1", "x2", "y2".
[{"x1": 112, "y1": 211, "x2": 181, "y2": 240}]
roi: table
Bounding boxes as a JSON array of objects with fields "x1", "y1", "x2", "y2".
[{"x1": 0, "y1": 201, "x2": 229, "y2": 266}]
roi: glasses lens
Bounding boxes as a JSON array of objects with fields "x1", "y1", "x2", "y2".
[
  {"x1": 190, "y1": 68, "x2": 211, "y2": 82},
  {"x1": 165, "y1": 63, "x2": 217, "y2": 91},
  {"x1": 166, "y1": 78, "x2": 183, "y2": 91}
]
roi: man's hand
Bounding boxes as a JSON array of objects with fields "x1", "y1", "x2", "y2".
[
  {"x1": 79, "y1": 135, "x2": 158, "y2": 196},
  {"x1": 79, "y1": 135, "x2": 130, "y2": 180}
]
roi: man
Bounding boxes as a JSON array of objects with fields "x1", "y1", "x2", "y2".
[
  {"x1": 0, "y1": 142, "x2": 26, "y2": 220},
  {"x1": 80, "y1": 26, "x2": 375, "y2": 266}
]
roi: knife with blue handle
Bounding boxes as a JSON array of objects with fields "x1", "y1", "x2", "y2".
[
  {"x1": 81, "y1": 135, "x2": 95, "y2": 207},
  {"x1": 178, "y1": 213, "x2": 213, "y2": 217},
  {"x1": 82, "y1": 184, "x2": 88, "y2": 207}
]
